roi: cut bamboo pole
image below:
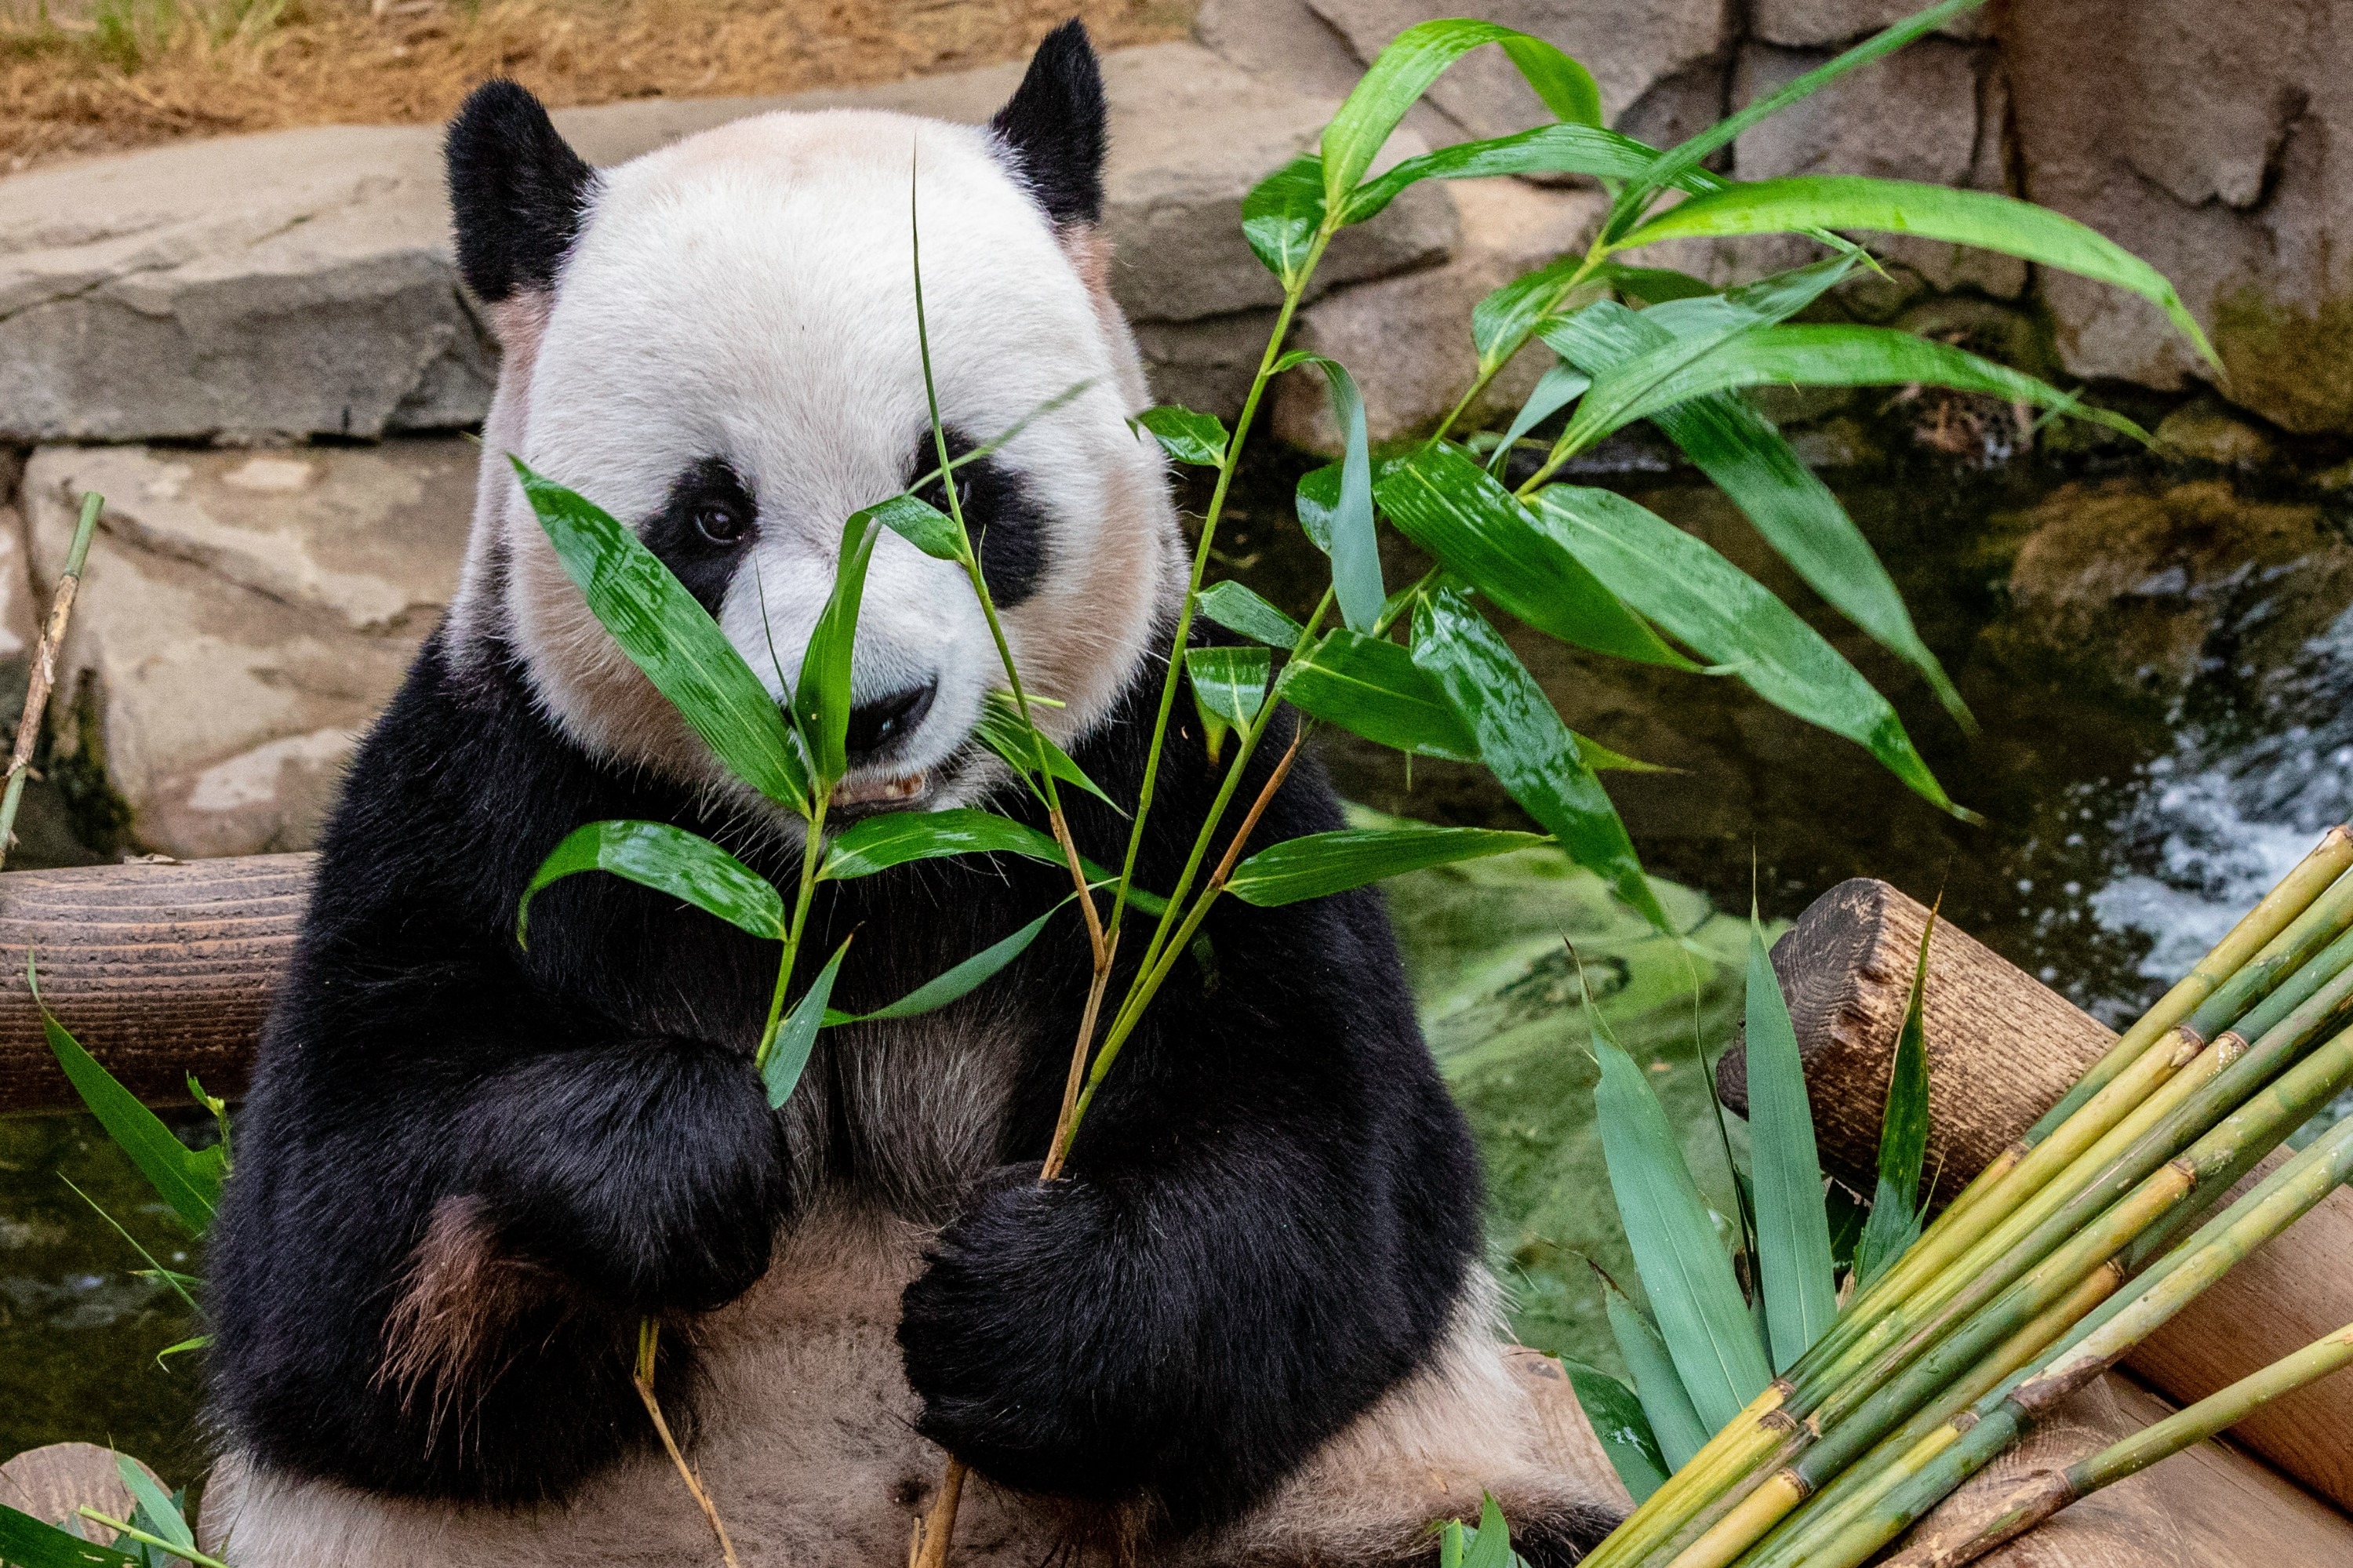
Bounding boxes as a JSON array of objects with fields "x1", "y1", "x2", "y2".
[{"x1": 1893, "y1": 1318, "x2": 2353, "y2": 1568}]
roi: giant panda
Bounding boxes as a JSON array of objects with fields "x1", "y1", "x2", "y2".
[{"x1": 200, "y1": 22, "x2": 1627, "y2": 1567}]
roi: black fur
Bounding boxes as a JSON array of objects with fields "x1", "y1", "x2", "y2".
[
  {"x1": 641, "y1": 457, "x2": 761, "y2": 615},
  {"x1": 990, "y1": 19, "x2": 1108, "y2": 227},
  {"x1": 446, "y1": 80, "x2": 598, "y2": 303},
  {"x1": 911, "y1": 428, "x2": 1049, "y2": 607},
  {"x1": 206, "y1": 622, "x2": 1483, "y2": 1533}
]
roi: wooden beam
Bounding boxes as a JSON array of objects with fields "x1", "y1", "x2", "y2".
[
  {"x1": 0, "y1": 853, "x2": 311, "y2": 1115},
  {"x1": 1721, "y1": 875, "x2": 2353, "y2": 1515}
]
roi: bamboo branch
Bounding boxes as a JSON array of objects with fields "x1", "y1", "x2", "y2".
[
  {"x1": 0, "y1": 490, "x2": 102, "y2": 873},
  {"x1": 634, "y1": 1319, "x2": 740, "y2": 1568}
]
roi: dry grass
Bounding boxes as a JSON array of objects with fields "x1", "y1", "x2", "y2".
[{"x1": 0, "y1": 0, "x2": 1195, "y2": 169}]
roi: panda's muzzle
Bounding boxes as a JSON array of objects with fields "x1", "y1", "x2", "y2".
[{"x1": 842, "y1": 679, "x2": 937, "y2": 769}]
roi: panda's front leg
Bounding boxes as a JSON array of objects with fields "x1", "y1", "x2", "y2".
[
  {"x1": 454, "y1": 1033, "x2": 793, "y2": 1313},
  {"x1": 896, "y1": 897, "x2": 1480, "y2": 1536}
]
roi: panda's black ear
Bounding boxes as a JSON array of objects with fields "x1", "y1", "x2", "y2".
[
  {"x1": 446, "y1": 79, "x2": 598, "y2": 303},
  {"x1": 991, "y1": 19, "x2": 1108, "y2": 227}
]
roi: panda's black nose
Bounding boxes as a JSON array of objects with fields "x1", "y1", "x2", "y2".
[{"x1": 843, "y1": 680, "x2": 937, "y2": 766}]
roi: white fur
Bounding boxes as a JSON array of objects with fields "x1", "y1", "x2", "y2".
[{"x1": 454, "y1": 107, "x2": 1182, "y2": 813}]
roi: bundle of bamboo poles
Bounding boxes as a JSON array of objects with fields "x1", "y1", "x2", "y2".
[{"x1": 1584, "y1": 824, "x2": 2353, "y2": 1568}]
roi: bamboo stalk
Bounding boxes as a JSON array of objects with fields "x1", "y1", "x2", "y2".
[
  {"x1": 1769, "y1": 1111, "x2": 2353, "y2": 1568},
  {"x1": 0, "y1": 491, "x2": 102, "y2": 873},
  {"x1": 1716, "y1": 1264, "x2": 2122, "y2": 1568},
  {"x1": 1893, "y1": 1318, "x2": 2353, "y2": 1568}
]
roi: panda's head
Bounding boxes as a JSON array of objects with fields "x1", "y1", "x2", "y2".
[{"x1": 445, "y1": 22, "x2": 1180, "y2": 818}]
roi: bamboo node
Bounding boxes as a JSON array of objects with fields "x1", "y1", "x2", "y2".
[
  {"x1": 2166, "y1": 1026, "x2": 2206, "y2": 1065},
  {"x1": 1759, "y1": 1410, "x2": 1801, "y2": 1434},
  {"x1": 2012, "y1": 1355, "x2": 2111, "y2": 1416},
  {"x1": 1777, "y1": 1467, "x2": 1813, "y2": 1503},
  {"x1": 2213, "y1": 1030, "x2": 2249, "y2": 1064},
  {"x1": 1951, "y1": 1410, "x2": 1980, "y2": 1435}
]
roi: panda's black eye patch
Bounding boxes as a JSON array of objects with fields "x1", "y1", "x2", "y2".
[
  {"x1": 909, "y1": 429, "x2": 1048, "y2": 608},
  {"x1": 642, "y1": 457, "x2": 758, "y2": 615}
]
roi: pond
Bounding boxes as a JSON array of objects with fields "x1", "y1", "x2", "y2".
[{"x1": 5, "y1": 420, "x2": 2351, "y2": 1494}]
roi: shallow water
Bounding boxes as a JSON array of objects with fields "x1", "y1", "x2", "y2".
[{"x1": 6, "y1": 434, "x2": 2351, "y2": 1485}]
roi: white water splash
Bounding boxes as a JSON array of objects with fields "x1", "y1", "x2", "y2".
[{"x1": 2089, "y1": 606, "x2": 2353, "y2": 1137}]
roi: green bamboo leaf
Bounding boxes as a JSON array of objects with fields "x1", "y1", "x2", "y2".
[
  {"x1": 1600, "y1": 1268, "x2": 1713, "y2": 1469},
  {"x1": 1242, "y1": 155, "x2": 1326, "y2": 286},
  {"x1": 824, "y1": 899, "x2": 1067, "y2": 1024},
  {"x1": 973, "y1": 690, "x2": 1118, "y2": 810},
  {"x1": 1347, "y1": 122, "x2": 1697, "y2": 227},
  {"x1": 1275, "y1": 354, "x2": 1384, "y2": 632},
  {"x1": 511, "y1": 458, "x2": 809, "y2": 809},
  {"x1": 518, "y1": 820, "x2": 782, "y2": 946},
  {"x1": 1551, "y1": 256, "x2": 1854, "y2": 457},
  {"x1": 1411, "y1": 588, "x2": 1670, "y2": 931},
  {"x1": 1617, "y1": 175, "x2": 2216, "y2": 366},
  {"x1": 1133, "y1": 406, "x2": 1230, "y2": 467},
  {"x1": 1609, "y1": 0, "x2": 1987, "y2": 227},
  {"x1": 1486, "y1": 362, "x2": 1591, "y2": 475},
  {"x1": 113, "y1": 1457, "x2": 191, "y2": 1553},
  {"x1": 765, "y1": 935, "x2": 849, "y2": 1108},
  {"x1": 1225, "y1": 825, "x2": 1549, "y2": 907},
  {"x1": 1600, "y1": 264, "x2": 1717, "y2": 303},
  {"x1": 1282, "y1": 629, "x2": 1478, "y2": 761},
  {"x1": 1374, "y1": 444, "x2": 1687, "y2": 668},
  {"x1": 1543, "y1": 298, "x2": 1969, "y2": 729},
  {"x1": 856, "y1": 492, "x2": 966, "y2": 563},
  {"x1": 1855, "y1": 906, "x2": 1937, "y2": 1290},
  {"x1": 1458, "y1": 1493, "x2": 1516, "y2": 1568},
  {"x1": 1598, "y1": 324, "x2": 2149, "y2": 440},
  {"x1": 0, "y1": 1505, "x2": 140, "y2": 1568},
  {"x1": 156, "y1": 1333, "x2": 210, "y2": 1365},
  {"x1": 60, "y1": 1175, "x2": 200, "y2": 1316},
  {"x1": 1741, "y1": 915, "x2": 1839, "y2": 1370},
  {"x1": 1473, "y1": 254, "x2": 1588, "y2": 373},
  {"x1": 1558, "y1": 1354, "x2": 1671, "y2": 1503},
  {"x1": 33, "y1": 959, "x2": 221, "y2": 1237},
  {"x1": 1526, "y1": 485, "x2": 1966, "y2": 819},
  {"x1": 818, "y1": 807, "x2": 1064, "y2": 881},
  {"x1": 1322, "y1": 19, "x2": 1601, "y2": 212},
  {"x1": 1195, "y1": 581, "x2": 1305, "y2": 649},
  {"x1": 1186, "y1": 646, "x2": 1272, "y2": 731},
  {"x1": 792, "y1": 506, "x2": 883, "y2": 785},
  {"x1": 1593, "y1": 1021, "x2": 1775, "y2": 1434}
]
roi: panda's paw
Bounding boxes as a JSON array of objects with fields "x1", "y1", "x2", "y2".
[{"x1": 896, "y1": 1169, "x2": 1146, "y2": 1502}]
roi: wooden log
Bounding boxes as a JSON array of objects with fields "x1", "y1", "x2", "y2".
[
  {"x1": 1720, "y1": 876, "x2": 2353, "y2": 1515},
  {"x1": 0, "y1": 853, "x2": 311, "y2": 1115}
]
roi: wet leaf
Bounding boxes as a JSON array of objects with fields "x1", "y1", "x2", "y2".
[{"x1": 518, "y1": 820, "x2": 782, "y2": 945}]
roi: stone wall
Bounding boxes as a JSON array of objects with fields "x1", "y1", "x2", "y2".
[{"x1": 0, "y1": 0, "x2": 2344, "y2": 858}]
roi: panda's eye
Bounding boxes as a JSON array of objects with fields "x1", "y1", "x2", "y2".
[{"x1": 694, "y1": 501, "x2": 747, "y2": 545}]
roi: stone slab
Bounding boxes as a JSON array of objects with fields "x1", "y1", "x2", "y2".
[
  {"x1": 20, "y1": 441, "x2": 471, "y2": 857},
  {"x1": 0, "y1": 43, "x2": 1453, "y2": 444}
]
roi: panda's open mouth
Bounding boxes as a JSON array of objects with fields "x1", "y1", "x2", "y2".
[{"x1": 832, "y1": 769, "x2": 929, "y2": 808}]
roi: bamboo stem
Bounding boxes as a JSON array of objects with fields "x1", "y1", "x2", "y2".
[
  {"x1": 634, "y1": 1320, "x2": 741, "y2": 1568},
  {"x1": 75, "y1": 1509, "x2": 231, "y2": 1568},
  {"x1": 0, "y1": 490, "x2": 103, "y2": 873},
  {"x1": 1770, "y1": 1111, "x2": 2353, "y2": 1568},
  {"x1": 911, "y1": 1457, "x2": 967, "y2": 1568},
  {"x1": 1898, "y1": 1318, "x2": 2353, "y2": 1568}
]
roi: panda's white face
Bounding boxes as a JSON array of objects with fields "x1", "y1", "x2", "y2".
[{"x1": 466, "y1": 107, "x2": 1177, "y2": 819}]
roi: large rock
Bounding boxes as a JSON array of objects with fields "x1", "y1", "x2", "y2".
[
  {"x1": 2006, "y1": 0, "x2": 2353, "y2": 433},
  {"x1": 0, "y1": 44, "x2": 1454, "y2": 443},
  {"x1": 1302, "y1": 0, "x2": 1732, "y2": 141},
  {"x1": 1993, "y1": 477, "x2": 2353, "y2": 697},
  {"x1": 1751, "y1": 0, "x2": 1990, "y2": 46},
  {"x1": 20, "y1": 442, "x2": 469, "y2": 857}
]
